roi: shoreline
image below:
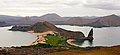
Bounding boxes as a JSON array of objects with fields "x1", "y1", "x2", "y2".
[{"x1": 67, "y1": 39, "x2": 80, "y2": 47}]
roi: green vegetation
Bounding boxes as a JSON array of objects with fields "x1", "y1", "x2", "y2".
[
  {"x1": 45, "y1": 34, "x2": 67, "y2": 46},
  {"x1": 45, "y1": 34, "x2": 80, "y2": 49}
]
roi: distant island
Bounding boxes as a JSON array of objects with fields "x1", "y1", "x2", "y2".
[{"x1": 0, "y1": 14, "x2": 120, "y2": 28}]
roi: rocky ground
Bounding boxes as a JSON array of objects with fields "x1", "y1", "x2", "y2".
[
  {"x1": 0, "y1": 45, "x2": 120, "y2": 55},
  {"x1": 0, "y1": 48, "x2": 66, "y2": 55},
  {"x1": 45, "y1": 45, "x2": 120, "y2": 55}
]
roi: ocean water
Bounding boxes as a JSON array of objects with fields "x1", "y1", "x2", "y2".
[{"x1": 0, "y1": 26, "x2": 36, "y2": 47}]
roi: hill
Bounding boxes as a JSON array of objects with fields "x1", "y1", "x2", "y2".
[
  {"x1": 38, "y1": 13, "x2": 62, "y2": 21},
  {"x1": 29, "y1": 21, "x2": 85, "y2": 39},
  {"x1": 64, "y1": 14, "x2": 120, "y2": 27},
  {"x1": 1, "y1": 14, "x2": 120, "y2": 27},
  {"x1": 64, "y1": 17, "x2": 98, "y2": 25},
  {"x1": 99, "y1": 14, "x2": 120, "y2": 26},
  {"x1": 32, "y1": 13, "x2": 69, "y2": 24},
  {"x1": 0, "y1": 13, "x2": 68, "y2": 26}
]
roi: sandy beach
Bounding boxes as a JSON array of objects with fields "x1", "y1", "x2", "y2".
[
  {"x1": 67, "y1": 39, "x2": 80, "y2": 47},
  {"x1": 28, "y1": 31, "x2": 57, "y2": 45}
]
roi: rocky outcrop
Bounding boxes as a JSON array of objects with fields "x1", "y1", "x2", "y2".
[
  {"x1": 71, "y1": 28, "x2": 93, "y2": 40},
  {"x1": 87, "y1": 28, "x2": 93, "y2": 40}
]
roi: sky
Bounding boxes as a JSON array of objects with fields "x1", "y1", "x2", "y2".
[{"x1": 0, "y1": 0, "x2": 120, "y2": 17}]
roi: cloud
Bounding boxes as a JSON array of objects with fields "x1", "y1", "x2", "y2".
[
  {"x1": 0, "y1": 0, "x2": 120, "y2": 16},
  {"x1": 84, "y1": 3, "x2": 120, "y2": 10},
  {"x1": 81, "y1": 0, "x2": 120, "y2": 10},
  {"x1": 30, "y1": 0, "x2": 81, "y2": 6},
  {"x1": 31, "y1": 0, "x2": 120, "y2": 10},
  {"x1": 0, "y1": 0, "x2": 120, "y2": 10},
  {"x1": 30, "y1": 0, "x2": 56, "y2": 5}
]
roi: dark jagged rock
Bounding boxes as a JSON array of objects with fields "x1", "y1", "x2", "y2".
[
  {"x1": 76, "y1": 28, "x2": 93, "y2": 40},
  {"x1": 9, "y1": 25, "x2": 30, "y2": 31},
  {"x1": 87, "y1": 28, "x2": 93, "y2": 40}
]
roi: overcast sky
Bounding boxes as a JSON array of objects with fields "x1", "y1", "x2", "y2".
[{"x1": 0, "y1": 0, "x2": 120, "y2": 16}]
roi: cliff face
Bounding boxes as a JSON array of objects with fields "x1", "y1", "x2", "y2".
[{"x1": 29, "y1": 21, "x2": 85, "y2": 39}]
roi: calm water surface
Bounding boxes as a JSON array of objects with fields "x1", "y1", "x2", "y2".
[
  {"x1": 56, "y1": 25, "x2": 120, "y2": 47},
  {"x1": 0, "y1": 26, "x2": 36, "y2": 47}
]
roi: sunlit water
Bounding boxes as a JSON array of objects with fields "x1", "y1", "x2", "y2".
[
  {"x1": 56, "y1": 25, "x2": 120, "y2": 47},
  {"x1": 0, "y1": 26, "x2": 36, "y2": 47}
]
